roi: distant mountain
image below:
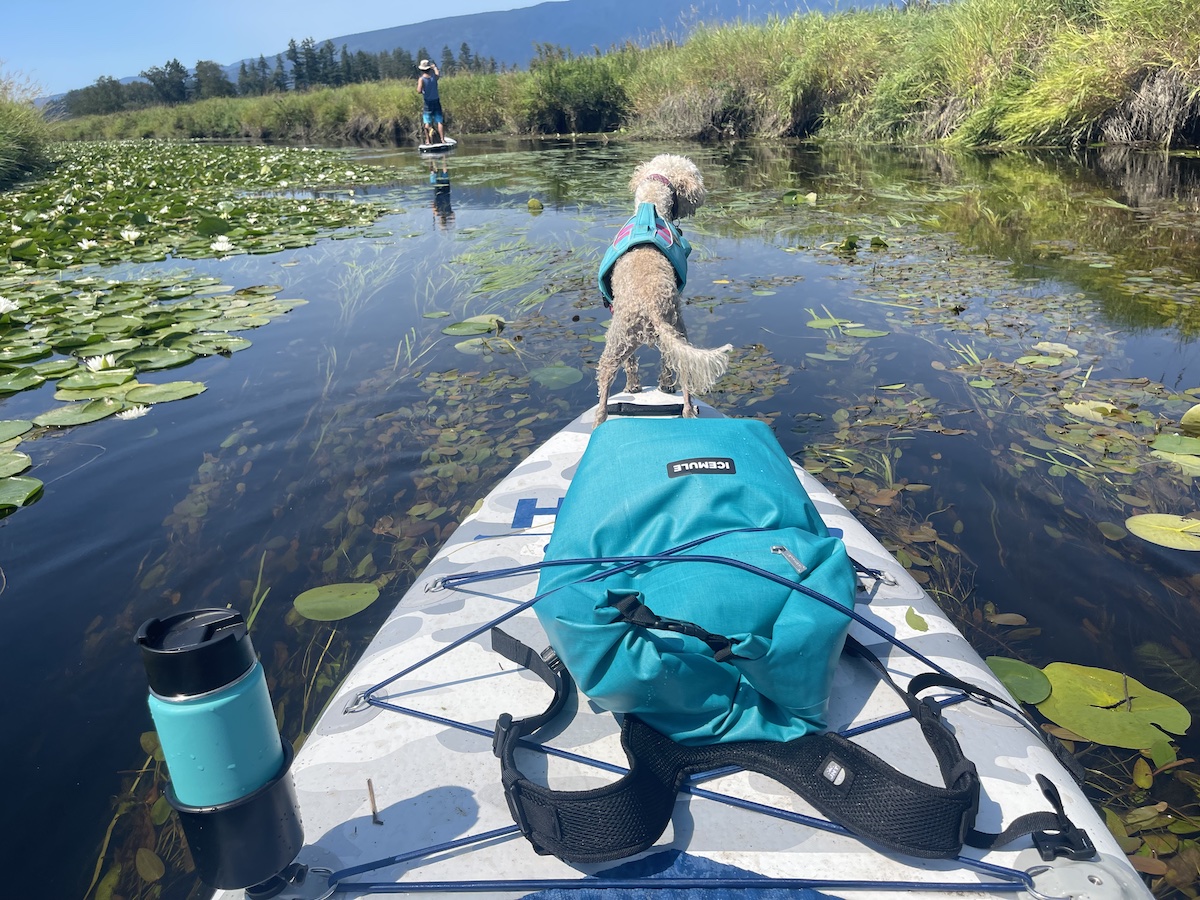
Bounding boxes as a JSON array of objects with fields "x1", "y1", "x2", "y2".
[{"x1": 227, "y1": 0, "x2": 887, "y2": 76}]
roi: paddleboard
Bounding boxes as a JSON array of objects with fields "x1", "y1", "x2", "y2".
[
  {"x1": 213, "y1": 392, "x2": 1151, "y2": 900},
  {"x1": 419, "y1": 137, "x2": 457, "y2": 153}
]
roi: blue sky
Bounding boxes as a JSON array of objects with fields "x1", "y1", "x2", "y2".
[{"x1": 3, "y1": 1, "x2": 548, "y2": 96}]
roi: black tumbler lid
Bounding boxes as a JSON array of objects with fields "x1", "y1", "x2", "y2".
[{"x1": 137, "y1": 609, "x2": 257, "y2": 698}]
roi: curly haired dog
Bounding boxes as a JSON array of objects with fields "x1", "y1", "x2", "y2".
[{"x1": 593, "y1": 154, "x2": 732, "y2": 428}]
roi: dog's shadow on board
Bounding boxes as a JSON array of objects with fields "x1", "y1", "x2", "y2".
[{"x1": 594, "y1": 154, "x2": 732, "y2": 428}]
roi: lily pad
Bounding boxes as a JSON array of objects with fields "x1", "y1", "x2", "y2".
[
  {"x1": 1151, "y1": 433, "x2": 1200, "y2": 455},
  {"x1": 986, "y1": 656, "x2": 1051, "y2": 704},
  {"x1": 454, "y1": 338, "x2": 490, "y2": 355},
  {"x1": 807, "y1": 316, "x2": 849, "y2": 330},
  {"x1": 442, "y1": 315, "x2": 505, "y2": 336},
  {"x1": 58, "y1": 368, "x2": 136, "y2": 390},
  {"x1": 844, "y1": 328, "x2": 889, "y2": 338},
  {"x1": 32, "y1": 398, "x2": 121, "y2": 427},
  {"x1": 1036, "y1": 662, "x2": 1191, "y2": 749},
  {"x1": 0, "y1": 420, "x2": 33, "y2": 442},
  {"x1": 905, "y1": 606, "x2": 929, "y2": 632},
  {"x1": 293, "y1": 583, "x2": 380, "y2": 621},
  {"x1": 1064, "y1": 400, "x2": 1117, "y2": 422},
  {"x1": 1125, "y1": 513, "x2": 1200, "y2": 550},
  {"x1": 32, "y1": 359, "x2": 79, "y2": 378},
  {"x1": 0, "y1": 368, "x2": 45, "y2": 395},
  {"x1": 1180, "y1": 403, "x2": 1200, "y2": 435},
  {"x1": 124, "y1": 381, "x2": 207, "y2": 403},
  {"x1": 0, "y1": 451, "x2": 32, "y2": 478},
  {"x1": 118, "y1": 348, "x2": 197, "y2": 371},
  {"x1": 0, "y1": 475, "x2": 42, "y2": 509},
  {"x1": 530, "y1": 365, "x2": 583, "y2": 389}
]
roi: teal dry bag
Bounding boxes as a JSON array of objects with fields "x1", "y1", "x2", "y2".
[{"x1": 533, "y1": 416, "x2": 855, "y2": 745}]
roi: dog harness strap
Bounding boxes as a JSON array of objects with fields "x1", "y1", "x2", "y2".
[
  {"x1": 645, "y1": 173, "x2": 678, "y2": 219},
  {"x1": 489, "y1": 629, "x2": 1001, "y2": 864},
  {"x1": 596, "y1": 202, "x2": 692, "y2": 307}
]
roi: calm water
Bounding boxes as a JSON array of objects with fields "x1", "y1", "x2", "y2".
[{"x1": 2, "y1": 138, "x2": 1198, "y2": 898}]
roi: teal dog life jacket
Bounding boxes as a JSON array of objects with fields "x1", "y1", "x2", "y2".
[
  {"x1": 533, "y1": 416, "x2": 856, "y2": 745},
  {"x1": 596, "y1": 202, "x2": 692, "y2": 309}
]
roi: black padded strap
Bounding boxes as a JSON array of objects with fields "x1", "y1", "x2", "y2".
[
  {"x1": 604, "y1": 401, "x2": 686, "y2": 418},
  {"x1": 490, "y1": 629, "x2": 984, "y2": 863}
]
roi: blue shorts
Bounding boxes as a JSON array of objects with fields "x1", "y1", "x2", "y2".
[{"x1": 422, "y1": 99, "x2": 444, "y2": 125}]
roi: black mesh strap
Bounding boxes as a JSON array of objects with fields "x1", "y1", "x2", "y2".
[
  {"x1": 603, "y1": 401, "x2": 686, "y2": 418},
  {"x1": 490, "y1": 629, "x2": 987, "y2": 863}
]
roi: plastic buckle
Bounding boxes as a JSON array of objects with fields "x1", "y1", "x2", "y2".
[
  {"x1": 1033, "y1": 774, "x2": 1097, "y2": 861},
  {"x1": 1033, "y1": 824, "x2": 1097, "y2": 862},
  {"x1": 493, "y1": 712, "x2": 514, "y2": 759}
]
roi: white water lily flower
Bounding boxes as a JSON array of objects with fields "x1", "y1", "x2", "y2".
[
  {"x1": 210, "y1": 236, "x2": 235, "y2": 253},
  {"x1": 296, "y1": 204, "x2": 309, "y2": 213},
  {"x1": 83, "y1": 353, "x2": 117, "y2": 371},
  {"x1": 116, "y1": 405, "x2": 150, "y2": 420},
  {"x1": 120, "y1": 227, "x2": 142, "y2": 243},
  {"x1": 78, "y1": 239, "x2": 97, "y2": 250},
  {"x1": 0, "y1": 297, "x2": 19, "y2": 314}
]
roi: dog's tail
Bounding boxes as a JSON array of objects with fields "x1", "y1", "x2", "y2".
[{"x1": 657, "y1": 326, "x2": 733, "y2": 393}]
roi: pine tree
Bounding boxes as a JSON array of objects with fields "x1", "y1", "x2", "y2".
[
  {"x1": 320, "y1": 40, "x2": 339, "y2": 86},
  {"x1": 286, "y1": 39, "x2": 305, "y2": 90},
  {"x1": 256, "y1": 55, "x2": 270, "y2": 93},
  {"x1": 301, "y1": 38, "x2": 320, "y2": 88},
  {"x1": 272, "y1": 55, "x2": 289, "y2": 93}
]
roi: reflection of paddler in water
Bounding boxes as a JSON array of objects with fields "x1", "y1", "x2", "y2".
[{"x1": 428, "y1": 155, "x2": 454, "y2": 229}]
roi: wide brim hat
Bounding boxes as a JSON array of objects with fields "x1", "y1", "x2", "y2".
[{"x1": 418, "y1": 60, "x2": 434, "y2": 70}]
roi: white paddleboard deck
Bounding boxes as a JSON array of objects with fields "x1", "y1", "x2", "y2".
[
  {"x1": 216, "y1": 393, "x2": 1149, "y2": 900},
  {"x1": 419, "y1": 137, "x2": 457, "y2": 153}
]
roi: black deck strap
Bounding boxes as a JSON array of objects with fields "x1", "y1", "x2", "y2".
[
  {"x1": 490, "y1": 628, "x2": 569, "y2": 746},
  {"x1": 489, "y1": 629, "x2": 983, "y2": 863},
  {"x1": 886, "y1": 648, "x2": 1096, "y2": 861},
  {"x1": 605, "y1": 401, "x2": 685, "y2": 418},
  {"x1": 608, "y1": 590, "x2": 740, "y2": 662},
  {"x1": 966, "y1": 774, "x2": 1098, "y2": 861}
]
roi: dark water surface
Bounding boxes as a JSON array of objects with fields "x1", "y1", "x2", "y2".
[{"x1": 2, "y1": 138, "x2": 1198, "y2": 898}]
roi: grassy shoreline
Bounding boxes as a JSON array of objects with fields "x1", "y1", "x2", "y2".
[
  {"x1": 47, "y1": 0, "x2": 1200, "y2": 150},
  {"x1": 0, "y1": 68, "x2": 53, "y2": 188}
]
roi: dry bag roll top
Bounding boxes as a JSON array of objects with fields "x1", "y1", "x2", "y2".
[{"x1": 533, "y1": 416, "x2": 856, "y2": 745}]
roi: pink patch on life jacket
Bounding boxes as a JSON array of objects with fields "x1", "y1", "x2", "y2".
[
  {"x1": 656, "y1": 224, "x2": 674, "y2": 246},
  {"x1": 613, "y1": 223, "x2": 634, "y2": 246}
]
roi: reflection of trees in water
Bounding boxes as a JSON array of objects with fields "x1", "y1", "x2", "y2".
[{"x1": 1092, "y1": 145, "x2": 1200, "y2": 210}]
